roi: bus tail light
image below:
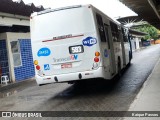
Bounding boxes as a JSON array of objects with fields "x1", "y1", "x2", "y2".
[
  {"x1": 34, "y1": 60, "x2": 41, "y2": 70},
  {"x1": 94, "y1": 57, "x2": 99, "y2": 62},
  {"x1": 95, "y1": 51, "x2": 100, "y2": 57},
  {"x1": 94, "y1": 51, "x2": 100, "y2": 62},
  {"x1": 34, "y1": 60, "x2": 38, "y2": 65},
  {"x1": 93, "y1": 51, "x2": 100, "y2": 69},
  {"x1": 36, "y1": 65, "x2": 41, "y2": 70},
  {"x1": 34, "y1": 60, "x2": 44, "y2": 76},
  {"x1": 93, "y1": 63, "x2": 98, "y2": 68}
]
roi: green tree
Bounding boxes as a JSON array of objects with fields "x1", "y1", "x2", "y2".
[{"x1": 134, "y1": 24, "x2": 159, "y2": 40}]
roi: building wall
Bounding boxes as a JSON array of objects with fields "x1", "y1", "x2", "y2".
[
  {"x1": 14, "y1": 39, "x2": 35, "y2": 81},
  {"x1": 135, "y1": 38, "x2": 140, "y2": 49},
  {"x1": 0, "y1": 32, "x2": 35, "y2": 82},
  {"x1": 155, "y1": 39, "x2": 160, "y2": 44},
  {"x1": 131, "y1": 36, "x2": 142, "y2": 51},
  {"x1": 0, "y1": 33, "x2": 7, "y2": 40},
  {"x1": 131, "y1": 40, "x2": 136, "y2": 51},
  {"x1": 0, "y1": 33, "x2": 9, "y2": 79},
  {"x1": 0, "y1": 16, "x2": 29, "y2": 26},
  {"x1": 0, "y1": 39, "x2": 9, "y2": 78}
]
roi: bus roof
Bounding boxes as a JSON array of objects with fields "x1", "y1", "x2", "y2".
[
  {"x1": 31, "y1": 4, "x2": 124, "y2": 29},
  {"x1": 31, "y1": 5, "x2": 92, "y2": 17}
]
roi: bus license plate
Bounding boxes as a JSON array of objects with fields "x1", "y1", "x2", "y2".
[
  {"x1": 69, "y1": 45, "x2": 84, "y2": 54},
  {"x1": 61, "y1": 63, "x2": 72, "y2": 69}
]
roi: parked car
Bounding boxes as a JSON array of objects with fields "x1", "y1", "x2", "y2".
[{"x1": 142, "y1": 40, "x2": 151, "y2": 46}]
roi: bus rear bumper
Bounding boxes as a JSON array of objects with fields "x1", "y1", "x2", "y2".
[{"x1": 35, "y1": 67, "x2": 106, "y2": 85}]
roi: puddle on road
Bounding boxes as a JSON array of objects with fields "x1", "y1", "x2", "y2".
[
  {"x1": 0, "y1": 81, "x2": 37, "y2": 98},
  {"x1": 0, "y1": 90, "x2": 18, "y2": 98}
]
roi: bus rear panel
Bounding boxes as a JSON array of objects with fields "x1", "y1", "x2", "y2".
[{"x1": 30, "y1": 5, "x2": 106, "y2": 85}]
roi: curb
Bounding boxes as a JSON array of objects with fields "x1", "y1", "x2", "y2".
[
  {"x1": 0, "y1": 78, "x2": 36, "y2": 92},
  {"x1": 128, "y1": 57, "x2": 160, "y2": 111}
]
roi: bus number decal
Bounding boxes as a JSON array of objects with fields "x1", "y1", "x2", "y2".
[
  {"x1": 83, "y1": 37, "x2": 97, "y2": 47},
  {"x1": 37, "y1": 47, "x2": 51, "y2": 57}
]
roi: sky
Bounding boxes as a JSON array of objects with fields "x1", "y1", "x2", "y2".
[{"x1": 13, "y1": 0, "x2": 137, "y2": 19}]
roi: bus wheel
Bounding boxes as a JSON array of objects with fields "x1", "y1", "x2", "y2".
[
  {"x1": 117, "y1": 57, "x2": 121, "y2": 77},
  {"x1": 128, "y1": 51, "x2": 132, "y2": 66}
]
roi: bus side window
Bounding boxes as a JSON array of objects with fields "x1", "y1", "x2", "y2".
[
  {"x1": 122, "y1": 28, "x2": 128, "y2": 42},
  {"x1": 96, "y1": 13, "x2": 106, "y2": 42},
  {"x1": 110, "y1": 21, "x2": 119, "y2": 42},
  {"x1": 104, "y1": 24, "x2": 110, "y2": 49}
]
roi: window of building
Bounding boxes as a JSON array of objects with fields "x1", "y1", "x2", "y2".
[{"x1": 10, "y1": 40, "x2": 22, "y2": 67}]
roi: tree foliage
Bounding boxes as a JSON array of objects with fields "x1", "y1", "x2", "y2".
[{"x1": 134, "y1": 24, "x2": 159, "y2": 40}]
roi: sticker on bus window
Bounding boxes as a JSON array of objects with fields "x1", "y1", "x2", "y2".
[
  {"x1": 82, "y1": 37, "x2": 97, "y2": 47},
  {"x1": 37, "y1": 47, "x2": 51, "y2": 57}
]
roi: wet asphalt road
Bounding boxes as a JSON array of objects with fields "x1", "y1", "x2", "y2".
[{"x1": 0, "y1": 44, "x2": 160, "y2": 120}]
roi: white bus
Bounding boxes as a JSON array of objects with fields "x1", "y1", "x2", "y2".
[{"x1": 30, "y1": 5, "x2": 132, "y2": 85}]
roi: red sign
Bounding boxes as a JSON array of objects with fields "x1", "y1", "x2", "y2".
[{"x1": 61, "y1": 63, "x2": 72, "y2": 69}]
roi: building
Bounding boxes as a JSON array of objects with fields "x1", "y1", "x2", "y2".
[
  {"x1": 0, "y1": 0, "x2": 44, "y2": 83},
  {"x1": 129, "y1": 29, "x2": 148, "y2": 51},
  {"x1": 119, "y1": 0, "x2": 160, "y2": 29},
  {"x1": 116, "y1": 16, "x2": 148, "y2": 51}
]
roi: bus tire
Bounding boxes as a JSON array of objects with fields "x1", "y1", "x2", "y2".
[
  {"x1": 117, "y1": 57, "x2": 121, "y2": 77},
  {"x1": 128, "y1": 51, "x2": 132, "y2": 66}
]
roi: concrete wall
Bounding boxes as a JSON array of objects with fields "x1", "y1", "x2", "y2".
[
  {"x1": 0, "y1": 32, "x2": 34, "y2": 82},
  {"x1": 131, "y1": 36, "x2": 142, "y2": 51},
  {"x1": 0, "y1": 33, "x2": 7, "y2": 39},
  {"x1": 7, "y1": 32, "x2": 31, "y2": 82},
  {"x1": 0, "y1": 13, "x2": 29, "y2": 26},
  {"x1": 0, "y1": 34, "x2": 9, "y2": 79},
  {"x1": 14, "y1": 39, "x2": 35, "y2": 81},
  {"x1": 155, "y1": 40, "x2": 160, "y2": 44}
]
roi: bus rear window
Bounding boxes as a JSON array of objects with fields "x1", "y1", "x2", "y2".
[{"x1": 31, "y1": 7, "x2": 95, "y2": 41}]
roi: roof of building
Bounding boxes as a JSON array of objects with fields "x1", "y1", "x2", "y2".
[
  {"x1": 119, "y1": 0, "x2": 160, "y2": 29},
  {"x1": 0, "y1": 0, "x2": 44, "y2": 17},
  {"x1": 117, "y1": 16, "x2": 143, "y2": 24},
  {"x1": 129, "y1": 29, "x2": 148, "y2": 36}
]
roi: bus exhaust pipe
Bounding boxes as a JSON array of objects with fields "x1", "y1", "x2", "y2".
[
  {"x1": 54, "y1": 76, "x2": 58, "y2": 82},
  {"x1": 79, "y1": 73, "x2": 82, "y2": 79}
]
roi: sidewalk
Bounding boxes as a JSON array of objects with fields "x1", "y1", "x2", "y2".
[
  {"x1": 128, "y1": 58, "x2": 160, "y2": 111},
  {"x1": 0, "y1": 78, "x2": 36, "y2": 92}
]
